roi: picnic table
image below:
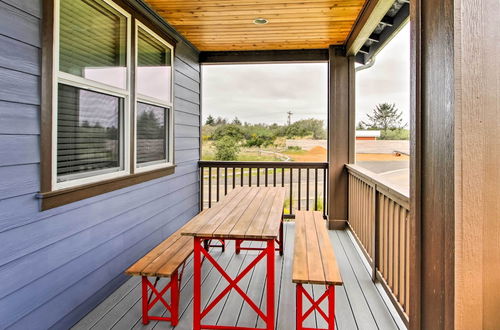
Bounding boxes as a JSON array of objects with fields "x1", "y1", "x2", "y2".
[{"x1": 181, "y1": 186, "x2": 286, "y2": 330}]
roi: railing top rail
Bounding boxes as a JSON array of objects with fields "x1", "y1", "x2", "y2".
[
  {"x1": 346, "y1": 163, "x2": 409, "y2": 207},
  {"x1": 199, "y1": 160, "x2": 328, "y2": 169}
]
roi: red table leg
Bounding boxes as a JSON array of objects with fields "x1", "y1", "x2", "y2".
[
  {"x1": 193, "y1": 237, "x2": 203, "y2": 330},
  {"x1": 266, "y1": 239, "x2": 275, "y2": 330},
  {"x1": 193, "y1": 237, "x2": 276, "y2": 330}
]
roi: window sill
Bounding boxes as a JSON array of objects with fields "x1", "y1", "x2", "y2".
[{"x1": 37, "y1": 165, "x2": 176, "y2": 210}]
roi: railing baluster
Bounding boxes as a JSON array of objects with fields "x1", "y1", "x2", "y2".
[
  {"x1": 224, "y1": 167, "x2": 228, "y2": 195},
  {"x1": 298, "y1": 168, "x2": 301, "y2": 210},
  {"x1": 281, "y1": 168, "x2": 285, "y2": 187},
  {"x1": 216, "y1": 167, "x2": 220, "y2": 202},
  {"x1": 200, "y1": 165, "x2": 204, "y2": 211},
  {"x1": 249, "y1": 168, "x2": 252, "y2": 187},
  {"x1": 314, "y1": 168, "x2": 318, "y2": 211},
  {"x1": 257, "y1": 167, "x2": 260, "y2": 187},
  {"x1": 265, "y1": 168, "x2": 268, "y2": 186},
  {"x1": 323, "y1": 168, "x2": 327, "y2": 217},
  {"x1": 232, "y1": 167, "x2": 236, "y2": 189},
  {"x1": 273, "y1": 168, "x2": 277, "y2": 187},
  {"x1": 306, "y1": 169, "x2": 310, "y2": 211},
  {"x1": 208, "y1": 167, "x2": 212, "y2": 208},
  {"x1": 289, "y1": 168, "x2": 293, "y2": 215},
  {"x1": 241, "y1": 167, "x2": 244, "y2": 186}
]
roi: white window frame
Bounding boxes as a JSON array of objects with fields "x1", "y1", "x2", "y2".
[
  {"x1": 134, "y1": 20, "x2": 175, "y2": 173},
  {"x1": 52, "y1": 0, "x2": 132, "y2": 190}
]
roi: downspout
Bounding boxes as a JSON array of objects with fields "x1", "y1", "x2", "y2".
[{"x1": 355, "y1": 57, "x2": 376, "y2": 72}]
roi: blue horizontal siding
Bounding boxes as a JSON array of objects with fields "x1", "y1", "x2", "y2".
[
  {"x1": 0, "y1": 1, "x2": 40, "y2": 47},
  {"x1": 0, "y1": 135, "x2": 40, "y2": 166},
  {"x1": 0, "y1": 0, "x2": 201, "y2": 327},
  {"x1": 0, "y1": 34, "x2": 40, "y2": 75},
  {"x1": 0, "y1": 164, "x2": 39, "y2": 199},
  {"x1": 1, "y1": 0, "x2": 41, "y2": 18},
  {"x1": 0, "y1": 101, "x2": 40, "y2": 135}
]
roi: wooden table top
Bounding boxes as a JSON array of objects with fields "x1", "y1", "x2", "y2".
[{"x1": 181, "y1": 186, "x2": 286, "y2": 239}]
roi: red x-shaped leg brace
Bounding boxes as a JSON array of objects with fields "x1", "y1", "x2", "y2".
[
  {"x1": 141, "y1": 268, "x2": 182, "y2": 326},
  {"x1": 193, "y1": 238, "x2": 275, "y2": 330},
  {"x1": 296, "y1": 284, "x2": 335, "y2": 330}
]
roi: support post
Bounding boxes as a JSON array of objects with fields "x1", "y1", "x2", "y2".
[
  {"x1": 410, "y1": 0, "x2": 500, "y2": 329},
  {"x1": 328, "y1": 46, "x2": 356, "y2": 230}
]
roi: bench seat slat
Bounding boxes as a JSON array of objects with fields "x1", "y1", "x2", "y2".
[
  {"x1": 125, "y1": 233, "x2": 184, "y2": 277},
  {"x1": 292, "y1": 211, "x2": 309, "y2": 284},
  {"x1": 292, "y1": 210, "x2": 343, "y2": 286},
  {"x1": 312, "y1": 211, "x2": 343, "y2": 285},
  {"x1": 305, "y1": 211, "x2": 326, "y2": 284},
  {"x1": 140, "y1": 236, "x2": 192, "y2": 277}
]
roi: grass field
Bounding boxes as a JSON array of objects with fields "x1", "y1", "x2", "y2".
[{"x1": 202, "y1": 142, "x2": 409, "y2": 163}]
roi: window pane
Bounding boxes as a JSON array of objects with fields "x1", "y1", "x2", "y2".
[
  {"x1": 137, "y1": 102, "x2": 168, "y2": 166},
  {"x1": 137, "y1": 28, "x2": 172, "y2": 103},
  {"x1": 57, "y1": 84, "x2": 123, "y2": 182},
  {"x1": 59, "y1": 0, "x2": 127, "y2": 89}
]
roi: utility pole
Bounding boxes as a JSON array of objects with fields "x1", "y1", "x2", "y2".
[{"x1": 287, "y1": 111, "x2": 293, "y2": 126}]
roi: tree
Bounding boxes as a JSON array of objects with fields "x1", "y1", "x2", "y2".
[
  {"x1": 214, "y1": 117, "x2": 227, "y2": 126},
  {"x1": 360, "y1": 103, "x2": 406, "y2": 131},
  {"x1": 232, "y1": 117, "x2": 242, "y2": 125},
  {"x1": 214, "y1": 136, "x2": 240, "y2": 161},
  {"x1": 212, "y1": 124, "x2": 245, "y2": 142},
  {"x1": 205, "y1": 115, "x2": 215, "y2": 126}
]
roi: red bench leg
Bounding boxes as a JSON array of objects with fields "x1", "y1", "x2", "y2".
[
  {"x1": 142, "y1": 277, "x2": 149, "y2": 325},
  {"x1": 296, "y1": 284, "x2": 335, "y2": 330},
  {"x1": 141, "y1": 273, "x2": 180, "y2": 326},
  {"x1": 296, "y1": 284, "x2": 304, "y2": 330},
  {"x1": 171, "y1": 271, "x2": 180, "y2": 326},
  {"x1": 328, "y1": 285, "x2": 335, "y2": 329}
]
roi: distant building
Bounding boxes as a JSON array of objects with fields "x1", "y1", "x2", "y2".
[{"x1": 356, "y1": 130, "x2": 381, "y2": 140}]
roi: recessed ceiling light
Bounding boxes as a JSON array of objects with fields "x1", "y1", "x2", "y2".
[{"x1": 253, "y1": 18, "x2": 268, "y2": 25}]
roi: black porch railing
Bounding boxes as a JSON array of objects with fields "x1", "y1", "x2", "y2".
[{"x1": 198, "y1": 161, "x2": 328, "y2": 218}]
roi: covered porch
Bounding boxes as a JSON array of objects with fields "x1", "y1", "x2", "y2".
[
  {"x1": 74, "y1": 223, "x2": 405, "y2": 329},
  {"x1": 0, "y1": 0, "x2": 495, "y2": 327}
]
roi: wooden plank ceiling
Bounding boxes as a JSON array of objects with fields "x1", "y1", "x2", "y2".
[{"x1": 144, "y1": 0, "x2": 368, "y2": 51}]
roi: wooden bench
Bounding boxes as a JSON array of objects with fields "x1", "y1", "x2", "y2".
[
  {"x1": 125, "y1": 211, "x2": 225, "y2": 326},
  {"x1": 293, "y1": 211, "x2": 343, "y2": 330}
]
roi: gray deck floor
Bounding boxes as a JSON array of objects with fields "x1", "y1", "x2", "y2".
[{"x1": 73, "y1": 224, "x2": 405, "y2": 330}]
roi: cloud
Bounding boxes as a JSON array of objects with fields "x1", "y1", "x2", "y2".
[{"x1": 201, "y1": 23, "x2": 410, "y2": 127}]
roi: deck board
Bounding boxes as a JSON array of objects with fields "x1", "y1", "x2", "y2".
[{"x1": 73, "y1": 224, "x2": 404, "y2": 330}]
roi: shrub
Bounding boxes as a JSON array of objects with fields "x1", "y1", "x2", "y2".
[
  {"x1": 214, "y1": 136, "x2": 240, "y2": 161},
  {"x1": 380, "y1": 128, "x2": 410, "y2": 140}
]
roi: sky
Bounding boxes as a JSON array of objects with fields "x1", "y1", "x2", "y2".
[{"x1": 201, "y1": 23, "x2": 410, "y2": 127}]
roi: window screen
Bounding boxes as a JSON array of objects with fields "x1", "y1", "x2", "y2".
[
  {"x1": 137, "y1": 27, "x2": 172, "y2": 103},
  {"x1": 136, "y1": 102, "x2": 168, "y2": 166},
  {"x1": 59, "y1": 0, "x2": 127, "y2": 89},
  {"x1": 57, "y1": 84, "x2": 123, "y2": 182}
]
